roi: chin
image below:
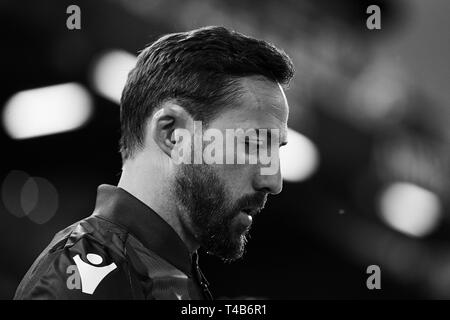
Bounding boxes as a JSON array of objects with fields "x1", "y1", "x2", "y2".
[{"x1": 222, "y1": 234, "x2": 248, "y2": 262}]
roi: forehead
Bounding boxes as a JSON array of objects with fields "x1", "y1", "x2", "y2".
[{"x1": 210, "y1": 76, "x2": 289, "y2": 140}]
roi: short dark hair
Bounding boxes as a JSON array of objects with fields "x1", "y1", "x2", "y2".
[{"x1": 119, "y1": 26, "x2": 294, "y2": 160}]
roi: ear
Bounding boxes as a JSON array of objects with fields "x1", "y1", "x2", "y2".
[{"x1": 148, "y1": 101, "x2": 192, "y2": 158}]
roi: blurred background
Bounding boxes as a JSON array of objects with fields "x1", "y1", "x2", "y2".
[{"x1": 1, "y1": 0, "x2": 449, "y2": 299}]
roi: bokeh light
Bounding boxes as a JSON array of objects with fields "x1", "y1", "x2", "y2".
[
  {"x1": 379, "y1": 182, "x2": 442, "y2": 237},
  {"x1": 2, "y1": 83, "x2": 92, "y2": 140}
]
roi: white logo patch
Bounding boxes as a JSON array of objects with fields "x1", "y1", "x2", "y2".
[{"x1": 73, "y1": 253, "x2": 117, "y2": 294}]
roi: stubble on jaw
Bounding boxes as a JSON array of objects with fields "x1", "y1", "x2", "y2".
[{"x1": 173, "y1": 164, "x2": 251, "y2": 262}]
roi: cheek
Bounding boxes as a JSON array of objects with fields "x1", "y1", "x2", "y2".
[{"x1": 212, "y1": 163, "x2": 255, "y2": 197}]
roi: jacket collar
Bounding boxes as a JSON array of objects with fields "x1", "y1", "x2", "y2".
[{"x1": 92, "y1": 184, "x2": 193, "y2": 277}]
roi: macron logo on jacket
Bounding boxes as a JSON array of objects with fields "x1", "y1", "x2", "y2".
[{"x1": 73, "y1": 253, "x2": 117, "y2": 294}]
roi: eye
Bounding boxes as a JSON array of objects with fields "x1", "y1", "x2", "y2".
[{"x1": 244, "y1": 137, "x2": 263, "y2": 153}]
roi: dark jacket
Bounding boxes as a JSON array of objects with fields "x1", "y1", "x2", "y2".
[{"x1": 14, "y1": 184, "x2": 213, "y2": 300}]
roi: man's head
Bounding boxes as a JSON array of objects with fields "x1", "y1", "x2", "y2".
[{"x1": 120, "y1": 26, "x2": 294, "y2": 262}]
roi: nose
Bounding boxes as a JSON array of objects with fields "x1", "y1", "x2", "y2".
[{"x1": 252, "y1": 166, "x2": 283, "y2": 195}]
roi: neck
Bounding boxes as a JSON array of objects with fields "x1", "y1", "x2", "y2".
[{"x1": 118, "y1": 154, "x2": 200, "y2": 255}]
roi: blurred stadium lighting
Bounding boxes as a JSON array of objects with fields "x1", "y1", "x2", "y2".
[
  {"x1": 347, "y1": 58, "x2": 407, "y2": 124},
  {"x1": 2, "y1": 83, "x2": 92, "y2": 139},
  {"x1": 379, "y1": 182, "x2": 442, "y2": 238},
  {"x1": 90, "y1": 50, "x2": 137, "y2": 104},
  {"x1": 280, "y1": 128, "x2": 319, "y2": 182}
]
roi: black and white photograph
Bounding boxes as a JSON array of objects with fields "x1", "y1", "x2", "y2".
[{"x1": 1, "y1": 0, "x2": 450, "y2": 308}]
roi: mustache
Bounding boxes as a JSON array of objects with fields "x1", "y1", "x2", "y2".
[{"x1": 234, "y1": 192, "x2": 268, "y2": 213}]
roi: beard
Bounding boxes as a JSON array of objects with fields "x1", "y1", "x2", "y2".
[{"x1": 174, "y1": 164, "x2": 267, "y2": 262}]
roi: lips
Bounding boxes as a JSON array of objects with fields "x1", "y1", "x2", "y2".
[{"x1": 241, "y1": 207, "x2": 261, "y2": 217}]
